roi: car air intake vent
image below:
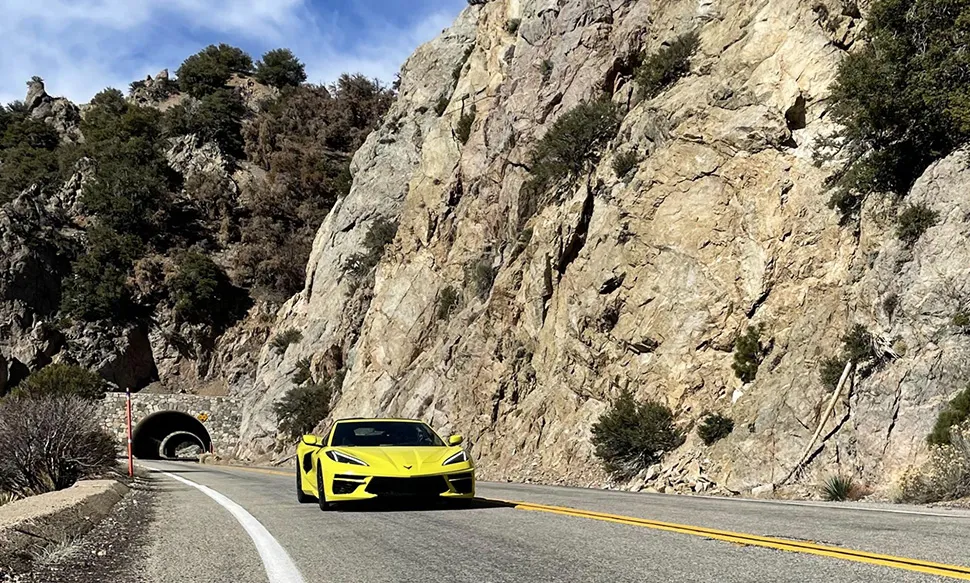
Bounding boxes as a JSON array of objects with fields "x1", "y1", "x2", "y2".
[
  {"x1": 366, "y1": 476, "x2": 449, "y2": 496},
  {"x1": 448, "y1": 472, "x2": 474, "y2": 494}
]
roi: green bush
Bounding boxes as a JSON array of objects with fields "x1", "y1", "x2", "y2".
[
  {"x1": 292, "y1": 357, "x2": 313, "y2": 386},
  {"x1": 698, "y1": 413, "x2": 734, "y2": 445},
  {"x1": 825, "y1": 0, "x2": 970, "y2": 223},
  {"x1": 270, "y1": 328, "x2": 303, "y2": 354},
  {"x1": 346, "y1": 219, "x2": 399, "y2": 278},
  {"x1": 732, "y1": 325, "x2": 765, "y2": 383},
  {"x1": 612, "y1": 150, "x2": 640, "y2": 179},
  {"x1": 505, "y1": 19, "x2": 522, "y2": 34},
  {"x1": 896, "y1": 202, "x2": 939, "y2": 247},
  {"x1": 0, "y1": 116, "x2": 63, "y2": 202},
  {"x1": 176, "y1": 44, "x2": 253, "y2": 98},
  {"x1": 164, "y1": 88, "x2": 246, "y2": 157},
  {"x1": 821, "y1": 474, "x2": 857, "y2": 501},
  {"x1": 61, "y1": 227, "x2": 143, "y2": 322},
  {"x1": 274, "y1": 381, "x2": 333, "y2": 441},
  {"x1": 456, "y1": 107, "x2": 476, "y2": 145},
  {"x1": 14, "y1": 364, "x2": 108, "y2": 400},
  {"x1": 436, "y1": 286, "x2": 461, "y2": 320},
  {"x1": 254, "y1": 48, "x2": 307, "y2": 89},
  {"x1": 928, "y1": 387, "x2": 970, "y2": 446},
  {"x1": 169, "y1": 250, "x2": 244, "y2": 328},
  {"x1": 523, "y1": 100, "x2": 620, "y2": 212},
  {"x1": 820, "y1": 357, "x2": 849, "y2": 391},
  {"x1": 591, "y1": 389, "x2": 684, "y2": 479},
  {"x1": 0, "y1": 396, "x2": 117, "y2": 498},
  {"x1": 954, "y1": 311, "x2": 970, "y2": 329},
  {"x1": 636, "y1": 31, "x2": 699, "y2": 99}
]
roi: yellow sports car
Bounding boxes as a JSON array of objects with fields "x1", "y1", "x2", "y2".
[{"x1": 296, "y1": 418, "x2": 475, "y2": 510}]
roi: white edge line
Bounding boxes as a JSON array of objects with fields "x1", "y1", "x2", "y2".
[{"x1": 159, "y1": 470, "x2": 306, "y2": 583}]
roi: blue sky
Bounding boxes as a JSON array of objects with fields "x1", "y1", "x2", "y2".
[{"x1": 0, "y1": 0, "x2": 467, "y2": 105}]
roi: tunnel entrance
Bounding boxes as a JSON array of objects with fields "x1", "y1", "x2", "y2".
[{"x1": 132, "y1": 411, "x2": 212, "y2": 460}]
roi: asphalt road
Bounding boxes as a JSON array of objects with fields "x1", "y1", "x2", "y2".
[{"x1": 135, "y1": 461, "x2": 970, "y2": 583}]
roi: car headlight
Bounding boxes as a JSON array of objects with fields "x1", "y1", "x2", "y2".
[
  {"x1": 443, "y1": 450, "x2": 469, "y2": 465},
  {"x1": 326, "y1": 450, "x2": 368, "y2": 466}
]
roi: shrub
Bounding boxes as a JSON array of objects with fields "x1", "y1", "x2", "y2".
[
  {"x1": 274, "y1": 381, "x2": 333, "y2": 440},
  {"x1": 591, "y1": 389, "x2": 684, "y2": 479},
  {"x1": 466, "y1": 257, "x2": 497, "y2": 298},
  {"x1": 505, "y1": 19, "x2": 522, "y2": 34},
  {"x1": 883, "y1": 293, "x2": 899, "y2": 317},
  {"x1": 540, "y1": 60, "x2": 553, "y2": 82},
  {"x1": 842, "y1": 323, "x2": 876, "y2": 366},
  {"x1": 292, "y1": 357, "x2": 313, "y2": 386},
  {"x1": 819, "y1": 357, "x2": 848, "y2": 391},
  {"x1": 345, "y1": 218, "x2": 399, "y2": 278},
  {"x1": 177, "y1": 44, "x2": 253, "y2": 98},
  {"x1": 825, "y1": 0, "x2": 970, "y2": 223},
  {"x1": 732, "y1": 325, "x2": 765, "y2": 383},
  {"x1": 14, "y1": 364, "x2": 108, "y2": 400},
  {"x1": 954, "y1": 312, "x2": 970, "y2": 329},
  {"x1": 928, "y1": 387, "x2": 970, "y2": 446},
  {"x1": 897, "y1": 424, "x2": 970, "y2": 503},
  {"x1": 61, "y1": 227, "x2": 143, "y2": 322},
  {"x1": 169, "y1": 250, "x2": 246, "y2": 328},
  {"x1": 0, "y1": 116, "x2": 63, "y2": 202},
  {"x1": 698, "y1": 413, "x2": 734, "y2": 445},
  {"x1": 238, "y1": 78, "x2": 392, "y2": 299},
  {"x1": 636, "y1": 31, "x2": 700, "y2": 99},
  {"x1": 524, "y1": 100, "x2": 620, "y2": 207},
  {"x1": 0, "y1": 396, "x2": 117, "y2": 498},
  {"x1": 164, "y1": 89, "x2": 247, "y2": 158},
  {"x1": 612, "y1": 150, "x2": 640, "y2": 179},
  {"x1": 254, "y1": 48, "x2": 307, "y2": 89},
  {"x1": 896, "y1": 203, "x2": 939, "y2": 248},
  {"x1": 821, "y1": 474, "x2": 858, "y2": 501},
  {"x1": 436, "y1": 286, "x2": 461, "y2": 320},
  {"x1": 456, "y1": 106, "x2": 476, "y2": 145},
  {"x1": 270, "y1": 328, "x2": 303, "y2": 354}
]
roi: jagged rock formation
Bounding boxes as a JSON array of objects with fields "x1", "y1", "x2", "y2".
[
  {"x1": 234, "y1": 0, "x2": 968, "y2": 495},
  {"x1": 24, "y1": 78, "x2": 82, "y2": 143}
]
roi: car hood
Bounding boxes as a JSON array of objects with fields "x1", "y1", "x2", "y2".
[{"x1": 329, "y1": 446, "x2": 468, "y2": 475}]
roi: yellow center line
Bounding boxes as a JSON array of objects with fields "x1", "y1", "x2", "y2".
[
  {"x1": 207, "y1": 465, "x2": 970, "y2": 579},
  {"x1": 490, "y1": 499, "x2": 970, "y2": 580}
]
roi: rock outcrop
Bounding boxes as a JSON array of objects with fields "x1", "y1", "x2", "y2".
[{"x1": 235, "y1": 0, "x2": 968, "y2": 495}]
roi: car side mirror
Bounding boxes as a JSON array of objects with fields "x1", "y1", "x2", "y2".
[
  {"x1": 448, "y1": 434, "x2": 464, "y2": 446},
  {"x1": 302, "y1": 435, "x2": 323, "y2": 447}
]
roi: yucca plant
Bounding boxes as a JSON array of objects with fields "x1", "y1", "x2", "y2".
[{"x1": 821, "y1": 474, "x2": 856, "y2": 502}]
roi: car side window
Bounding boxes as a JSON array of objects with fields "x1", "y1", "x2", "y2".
[{"x1": 302, "y1": 452, "x2": 314, "y2": 473}]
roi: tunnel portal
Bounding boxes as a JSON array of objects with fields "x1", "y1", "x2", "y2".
[{"x1": 132, "y1": 411, "x2": 212, "y2": 460}]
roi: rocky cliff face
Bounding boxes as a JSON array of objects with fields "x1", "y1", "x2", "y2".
[{"x1": 237, "y1": 0, "x2": 970, "y2": 495}]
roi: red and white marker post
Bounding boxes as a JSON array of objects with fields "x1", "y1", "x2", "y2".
[{"x1": 125, "y1": 389, "x2": 134, "y2": 478}]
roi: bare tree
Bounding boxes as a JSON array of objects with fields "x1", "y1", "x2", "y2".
[{"x1": 0, "y1": 396, "x2": 117, "y2": 498}]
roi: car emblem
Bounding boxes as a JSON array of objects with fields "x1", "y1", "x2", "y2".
[{"x1": 403, "y1": 465, "x2": 412, "y2": 469}]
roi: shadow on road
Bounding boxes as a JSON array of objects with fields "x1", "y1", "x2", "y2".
[{"x1": 331, "y1": 498, "x2": 514, "y2": 513}]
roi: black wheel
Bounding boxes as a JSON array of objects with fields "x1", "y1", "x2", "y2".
[
  {"x1": 316, "y1": 463, "x2": 331, "y2": 511},
  {"x1": 297, "y1": 462, "x2": 316, "y2": 504}
]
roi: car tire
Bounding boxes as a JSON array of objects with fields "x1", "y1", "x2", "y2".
[
  {"x1": 297, "y1": 462, "x2": 316, "y2": 504},
  {"x1": 316, "y1": 463, "x2": 331, "y2": 511}
]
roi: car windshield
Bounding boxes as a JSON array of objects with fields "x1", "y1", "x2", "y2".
[{"x1": 330, "y1": 421, "x2": 445, "y2": 447}]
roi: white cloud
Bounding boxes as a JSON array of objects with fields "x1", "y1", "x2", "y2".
[{"x1": 0, "y1": 0, "x2": 461, "y2": 105}]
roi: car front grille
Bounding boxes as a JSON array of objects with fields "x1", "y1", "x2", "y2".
[
  {"x1": 365, "y1": 476, "x2": 449, "y2": 497},
  {"x1": 448, "y1": 472, "x2": 474, "y2": 494}
]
